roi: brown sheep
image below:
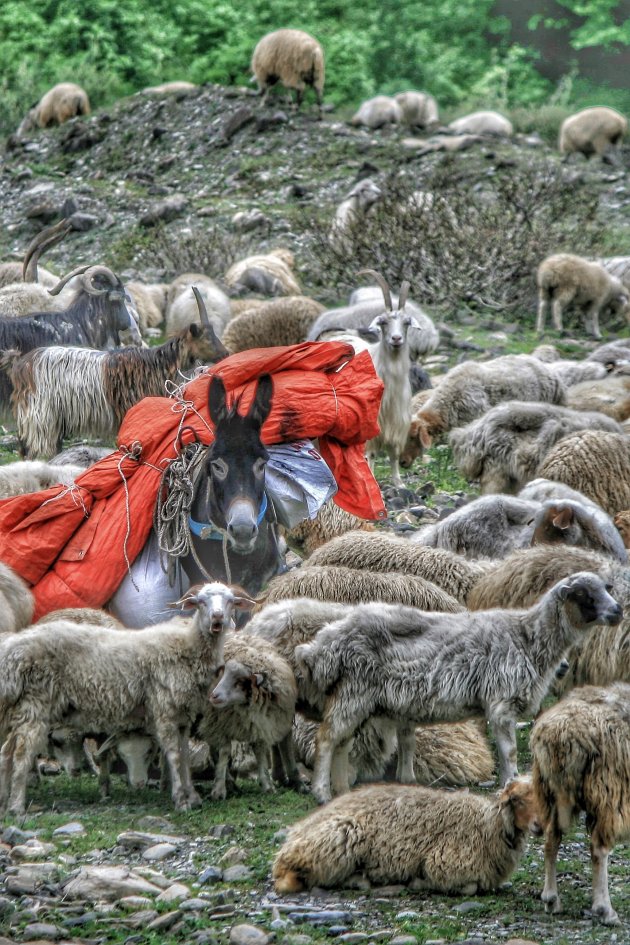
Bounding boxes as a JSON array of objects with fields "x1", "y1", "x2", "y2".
[
  {"x1": 559, "y1": 106, "x2": 627, "y2": 159},
  {"x1": 537, "y1": 430, "x2": 630, "y2": 515},
  {"x1": 531, "y1": 683, "x2": 630, "y2": 925},
  {"x1": 17, "y1": 83, "x2": 90, "y2": 136},
  {"x1": 536, "y1": 253, "x2": 629, "y2": 339},
  {"x1": 566, "y1": 374, "x2": 630, "y2": 422},
  {"x1": 394, "y1": 91, "x2": 439, "y2": 129},
  {"x1": 225, "y1": 249, "x2": 301, "y2": 297},
  {"x1": 251, "y1": 30, "x2": 325, "y2": 116},
  {"x1": 283, "y1": 502, "x2": 375, "y2": 557}
]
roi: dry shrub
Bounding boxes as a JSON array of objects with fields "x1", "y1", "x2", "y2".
[{"x1": 131, "y1": 223, "x2": 259, "y2": 281}]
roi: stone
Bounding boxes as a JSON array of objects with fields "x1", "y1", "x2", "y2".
[
  {"x1": 219, "y1": 846, "x2": 248, "y2": 867},
  {"x1": 231, "y1": 209, "x2": 268, "y2": 232},
  {"x1": 220, "y1": 107, "x2": 255, "y2": 143},
  {"x1": 374, "y1": 885, "x2": 405, "y2": 897},
  {"x1": 127, "y1": 909, "x2": 159, "y2": 928},
  {"x1": 53, "y1": 822, "x2": 85, "y2": 836},
  {"x1": 180, "y1": 898, "x2": 210, "y2": 911},
  {"x1": 136, "y1": 816, "x2": 172, "y2": 832},
  {"x1": 62, "y1": 912, "x2": 98, "y2": 928},
  {"x1": 10, "y1": 840, "x2": 56, "y2": 861},
  {"x1": 132, "y1": 867, "x2": 172, "y2": 889},
  {"x1": 222, "y1": 865, "x2": 252, "y2": 882},
  {"x1": 198, "y1": 866, "x2": 223, "y2": 885},
  {"x1": 0, "y1": 897, "x2": 15, "y2": 916},
  {"x1": 338, "y1": 935, "x2": 368, "y2": 944},
  {"x1": 68, "y1": 212, "x2": 99, "y2": 232},
  {"x1": 147, "y1": 910, "x2": 183, "y2": 932},
  {"x1": 211, "y1": 824, "x2": 235, "y2": 838},
  {"x1": 229, "y1": 924, "x2": 270, "y2": 945},
  {"x1": 22, "y1": 924, "x2": 62, "y2": 940},
  {"x1": 281, "y1": 937, "x2": 313, "y2": 945},
  {"x1": 2, "y1": 825, "x2": 36, "y2": 845},
  {"x1": 118, "y1": 897, "x2": 154, "y2": 910},
  {"x1": 62, "y1": 865, "x2": 163, "y2": 901},
  {"x1": 396, "y1": 912, "x2": 420, "y2": 920},
  {"x1": 156, "y1": 883, "x2": 191, "y2": 904},
  {"x1": 453, "y1": 901, "x2": 484, "y2": 914},
  {"x1": 504, "y1": 941, "x2": 541, "y2": 945},
  {"x1": 289, "y1": 911, "x2": 353, "y2": 925},
  {"x1": 390, "y1": 938, "x2": 417, "y2": 945},
  {"x1": 142, "y1": 842, "x2": 177, "y2": 862},
  {"x1": 139, "y1": 194, "x2": 188, "y2": 227},
  {"x1": 117, "y1": 830, "x2": 186, "y2": 850}
]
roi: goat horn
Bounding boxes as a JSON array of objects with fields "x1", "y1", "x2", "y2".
[
  {"x1": 356, "y1": 269, "x2": 393, "y2": 311},
  {"x1": 192, "y1": 286, "x2": 211, "y2": 329},
  {"x1": 398, "y1": 280, "x2": 410, "y2": 309},
  {"x1": 48, "y1": 264, "x2": 92, "y2": 296},
  {"x1": 83, "y1": 265, "x2": 120, "y2": 296},
  {"x1": 22, "y1": 219, "x2": 72, "y2": 283}
]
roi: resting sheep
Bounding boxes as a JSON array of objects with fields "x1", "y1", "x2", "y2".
[
  {"x1": 165, "y1": 275, "x2": 231, "y2": 338},
  {"x1": 536, "y1": 253, "x2": 629, "y2": 339},
  {"x1": 559, "y1": 106, "x2": 627, "y2": 159},
  {"x1": 566, "y1": 374, "x2": 630, "y2": 421},
  {"x1": 329, "y1": 179, "x2": 383, "y2": 255},
  {"x1": 448, "y1": 110, "x2": 513, "y2": 137},
  {"x1": 412, "y1": 495, "x2": 540, "y2": 559},
  {"x1": 222, "y1": 297, "x2": 323, "y2": 353},
  {"x1": 532, "y1": 683, "x2": 630, "y2": 925},
  {"x1": 0, "y1": 563, "x2": 34, "y2": 636},
  {"x1": 273, "y1": 777, "x2": 538, "y2": 894},
  {"x1": 537, "y1": 430, "x2": 630, "y2": 515},
  {"x1": 282, "y1": 502, "x2": 375, "y2": 558},
  {"x1": 17, "y1": 83, "x2": 90, "y2": 136},
  {"x1": 394, "y1": 91, "x2": 439, "y2": 129},
  {"x1": 295, "y1": 572, "x2": 622, "y2": 800},
  {"x1": 0, "y1": 460, "x2": 83, "y2": 499},
  {"x1": 251, "y1": 29, "x2": 325, "y2": 116},
  {"x1": 224, "y1": 249, "x2": 301, "y2": 297},
  {"x1": 350, "y1": 96, "x2": 402, "y2": 129}
]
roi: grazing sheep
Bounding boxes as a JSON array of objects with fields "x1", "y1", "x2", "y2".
[
  {"x1": 0, "y1": 460, "x2": 83, "y2": 498},
  {"x1": 350, "y1": 96, "x2": 402, "y2": 129},
  {"x1": 4, "y1": 314, "x2": 227, "y2": 459},
  {"x1": 17, "y1": 83, "x2": 90, "y2": 136},
  {"x1": 329, "y1": 179, "x2": 383, "y2": 254},
  {"x1": 222, "y1": 296, "x2": 323, "y2": 353},
  {"x1": 166, "y1": 279, "x2": 231, "y2": 338},
  {"x1": 559, "y1": 106, "x2": 627, "y2": 159},
  {"x1": 283, "y1": 502, "x2": 375, "y2": 558},
  {"x1": 0, "y1": 582, "x2": 255, "y2": 814},
  {"x1": 198, "y1": 633, "x2": 297, "y2": 799},
  {"x1": 309, "y1": 531, "x2": 491, "y2": 605},
  {"x1": 126, "y1": 282, "x2": 168, "y2": 333},
  {"x1": 251, "y1": 29, "x2": 325, "y2": 115},
  {"x1": 408, "y1": 356, "x2": 566, "y2": 451},
  {"x1": 394, "y1": 91, "x2": 439, "y2": 129},
  {"x1": 531, "y1": 683, "x2": 630, "y2": 925},
  {"x1": 0, "y1": 563, "x2": 34, "y2": 635},
  {"x1": 536, "y1": 253, "x2": 629, "y2": 339},
  {"x1": 296, "y1": 573, "x2": 622, "y2": 800},
  {"x1": 273, "y1": 777, "x2": 538, "y2": 894},
  {"x1": 448, "y1": 400, "x2": 623, "y2": 495},
  {"x1": 448, "y1": 111, "x2": 513, "y2": 137},
  {"x1": 538, "y1": 430, "x2": 630, "y2": 515},
  {"x1": 467, "y1": 545, "x2": 613, "y2": 611},
  {"x1": 412, "y1": 495, "x2": 540, "y2": 558},
  {"x1": 224, "y1": 249, "x2": 301, "y2": 297},
  {"x1": 566, "y1": 374, "x2": 630, "y2": 421},
  {"x1": 262, "y1": 565, "x2": 463, "y2": 613}
]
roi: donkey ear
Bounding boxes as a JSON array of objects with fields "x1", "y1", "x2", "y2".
[
  {"x1": 208, "y1": 375, "x2": 229, "y2": 426},
  {"x1": 247, "y1": 374, "x2": 273, "y2": 427}
]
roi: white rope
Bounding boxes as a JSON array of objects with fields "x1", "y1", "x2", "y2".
[{"x1": 117, "y1": 441, "x2": 143, "y2": 591}]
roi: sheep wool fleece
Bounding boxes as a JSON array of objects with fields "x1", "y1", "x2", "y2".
[{"x1": 0, "y1": 342, "x2": 385, "y2": 617}]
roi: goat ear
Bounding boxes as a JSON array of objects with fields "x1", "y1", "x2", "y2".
[
  {"x1": 407, "y1": 315, "x2": 421, "y2": 330},
  {"x1": 247, "y1": 374, "x2": 273, "y2": 428},
  {"x1": 189, "y1": 323, "x2": 202, "y2": 338},
  {"x1": 552, "y1": 507, "x2": 574, "y2": 530},
  {"x1": 208, "y1": 375, "x2": 229, "y2": 426}
]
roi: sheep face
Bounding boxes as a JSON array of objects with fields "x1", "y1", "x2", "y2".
[
  {"x1": 180, "y1": 582, "x2": 256, "y2": 634},
  {"x1": 115, "y1": 734, "x2": 157, "y2": 789},
  {"x1": 347, "y1": 179, "x2": 382, "y2": 213},
  {"x1": 500, "y1": 777, "x2": 541, "y2": 834},
  {"x1": 557, "y1": 572, "x2": 622, "y2": 628},
  {"x1": 209, "y1": 659, "x2": 270, "y2": 707}
]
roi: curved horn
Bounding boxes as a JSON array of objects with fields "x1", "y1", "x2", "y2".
[
  {"x1": 356, "y1": 268, "x2": 393, "y2": 311},
  {"x1": 83, "y1": 265, "x2": 119, "y2": 296},
  {"x1": 398, "y1": 280, "x2": 410, "y2": 310},
  {"x1": 192, "y1": 286, "x2": 211, "y2": 329},
  {"x1": 23, "y1": 219, "x2": 72, "y2": 283},
  {"x1": 48, "y1": 264, "x2": 92, "y2": 296}
]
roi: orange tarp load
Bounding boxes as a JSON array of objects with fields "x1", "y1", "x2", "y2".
[{"x1": 0, "y1": 342, "x2": 385, "y2": 619}]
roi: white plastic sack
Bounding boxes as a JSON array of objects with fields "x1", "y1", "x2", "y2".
[
  {"x1": 265, "y1": 439, "x2": 337, "y2": 528},
  {"x1": 108, "y1": 528, "x2": 190, "y2": 628}
]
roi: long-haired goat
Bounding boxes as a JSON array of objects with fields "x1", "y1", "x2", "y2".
[{"x1": 3, "y1": 290, "x2": 227, "y2": 458}]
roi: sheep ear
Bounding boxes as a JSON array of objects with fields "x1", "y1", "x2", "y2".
[
  {"x1": 552, "y1": 507, "x2": 574, "y2": 530},
  {"x1": 557, "y1": 583, "x2": 572, "y2": 601},
  {"x1": 233, "y1": 596, "x2": 258, "y2": 611},
  {"x1": 411, "y1": 420, "x2": 432, "y2": 450}
]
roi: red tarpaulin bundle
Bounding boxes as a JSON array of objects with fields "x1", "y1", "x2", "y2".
[{"x1": 0, "y1": 342, "x2": 385, "y2": 618}]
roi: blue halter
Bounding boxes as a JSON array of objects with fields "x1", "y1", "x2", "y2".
[{"x1": 189, "y1": 492, "x2": 268, "y2": 541}]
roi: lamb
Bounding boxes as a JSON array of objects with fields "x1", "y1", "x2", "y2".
[
  {"x1": 166, "y1": 275, "x2": 231, "y2": 338},
  {"x1": 448, "y1": 400, "x2": 623, "y2": 495},
  {"x1": 125, "y1": 282, "x2": 168, "y2": 333},
  {"x1": 394, "y1": 91, "x2": 439, "y2": 129},
  {"x1": 0, "y1": 460, "x2": 83, "y2": 499},
  {"x1": 407, "y1": 355, "x2": 566, "y2": 451},
  {"x1": 537, "y1": 430, "x2": 630, "y2": 515},
  {"x1": 411, "y1": 495, "x2": 541, "y2": 558},
  {"x1": 197, "y1": 633, "x2": 297, "y2": 799},
  {"x1": 16, "y1": 83, "x2": 90, "y2": 136},
  {"x1": 4, "y1": 303, "x2": 228, "y2": 459},
  {"x1": 448, "y1": 110, "x2": 513, "y2": 137},
  {"x1": 559, "y1": 106, "x2": 627, "y2": 159},
  {"x1": 350, "y1": 96, "x2": 402, "y2": 129},
  {"x1": 282, "y1": 502, "x2": 375, "y2": 558},
  {"x1": 224, "y1": 249, "x2": 301, "y2": 297},
  {"x1": 262, "y1": 565, "x2": 463, "y2": 613},
  {"x1": 251, "y1": 29, "x2": 325, "y2": 116},
  {"x1": 221, "y1": 296, "x2": 324, "y2": 353},
  {"x1": 536, "y1": 253, "x2": 629, "y2": 338},
  {"x1": 531, "y1": 683, "x2": 630, "y2": 925},
  {"x1": 308, "y1": 531, "x2": 491, "y2": 605},
  {"x1": 0, "y1": 563, "x2": 34, "y2": 635},
  {"x1": 296, "y1": 572, "x2": 622, "y2": 800},
  {"x1": 273, "y1": 777, "x2": 538, "y2": 894},
  {"x1": 0, "y1": 582, "x2": 255, "y2": 814},
  {"x1": 566, "y1": 374, "x2": 630, "y2": 422},
  {"x1": 329, "y1": 179, "x2": 383, "y2": 254}
]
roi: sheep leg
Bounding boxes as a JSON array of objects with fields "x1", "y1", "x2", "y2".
[
  {"x1": 210, "y1": 745, "x2": 230, "y2": 801},
  {"x1": 536, "y1": 290, "x2": 548, "y2": 335},
  {"x1": 179, "y1": 729, "x2": 201, "y2": 808},
  {"x1": 584, "y1": 303, "x2": 603, "y2": 340},
  {"x1": 551, "y1": 298, "x2": 565, "y2": 333},
  {"x1": 312, "y1": 718, "x2": 355, "y2": 804},
  {"x1": 490, "y1": 713, "x2": 518, "y2": 785},
  {"x1": 6, "y1": 722, "x2": 48, "y2": 816},
  {"x1": 541, "y1": 811, "x2": 563, "y2": 914},
  {"x1": 153, "y1": 719, "x2": 189, "y2": 810},
  {"x1": 395, "y1": 723, "x2": 416, "y2": 783},
  {"x1": 330, "y1": 740, "x2": 352, "y2": 795},
  {"x1": 0, "y1": 734, "x2": 16, "y2": 811},
  {"x1": 274, "y1": 733, "x2": 304, "y2": 791},
  {"x1": 253, "y1": 742, "x2": 274, "y2": 793},
  {"x1": 98, "y1": 750, "x2": 112, "y2": 800},
  {"x1": 591, "y1": 829, "x2": 619, "y2": 925}
]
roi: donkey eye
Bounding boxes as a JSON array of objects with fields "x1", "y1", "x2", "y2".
[
  {"x1": 253, "y1": 458, "x2": 266, "y2": 478},
  {"x1": 211, "y1": 458, "x2": 228, "y2": 480}
]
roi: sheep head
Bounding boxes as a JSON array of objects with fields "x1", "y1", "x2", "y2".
[
  {"x1": 499, "y1": 777, "x2": 541, "y2": 835},
  {"x1": 176, "y1": 582, "x2": 257, "y2": 633},
  {"x1": 554, "y1": 571, "x2": 622, "y2": 629},
  {"x1": 410, "y1": 408, "x2": 445, "y2": 450}
]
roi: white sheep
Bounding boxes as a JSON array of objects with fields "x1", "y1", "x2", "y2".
[
  {"x1": 125, "y1": 282, "x2": 168, "y2": 333},
  {"x1": 0, "y1": 563, "x2": 34, "y2": 636},
  {"x1": 165, "y1": 275, "x2": 231, "y2": 338},
  {"x1": 224, "y1": 248, "x2": 301, "y2": 297},
  {"x1": 296, "y1": 572, "x2": 622, "y2": 801},
  {"x1": 0, "y1": 460, "x2": 83, "y2": 499},
  {"x1": 350, "y1": 96, "x2": 402, "y2": 129},
  {"x1": 329, "y1": 179, "x2": 383, "y2": 254},
  {"x1": 394, "y1": 91, "x2": 439, "y2": 129},
  {"x1": 17, "y1": 83, "x2": 90, "y2": 136},
  {"x1": 559, "y1": 107, "x2": 627, "y2": 159},
  {"x1": 140, "y1": 82, "x2": 197, "y2": 95},
  {"x1": 251, "y1": 29, "x2": 325, "y2": 115},
  {"x1": 536, "y1": 253, "x2": 629, "y2": 339},
  {"x1": 448, "y1": 110, "x2": 513, "y2": 137}
]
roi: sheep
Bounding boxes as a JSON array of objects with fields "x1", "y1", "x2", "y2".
[
  {"x1": 0, "y1": 563, "x2": 34, "y2": 636},
  {"x1": 273, "y1": 777, "x2": 538, "y2": 894},
  {"x1": 408, "y1": 356, "x2": 566, "y2": 452},
  {"x1": 536, "y1": 253, "x2": 629, "y2": 339},
  {"x1": 282, "y1": 502, "x2": 375, "y2": 558},
  {"x1": 0, "y1": 582, "x2": 256, "y2": 814},
  {"x1": 467, "y1": 545, "x2": 614, "y2": 611},
  {"x1": 614, "y1": 510, "x2": 630, "y2": 549},
  {"x1": 296, "y1": 572, "x2": 622, "y2": 801},
  {"x1": 350, "y1": 96, "x2": 402, "y2": 129},
  {"x1": 50, "y1": 445, "x2": 114, "y2": 468},
  {"x1": 166, "y1": 275, "x2": 231, "y2": 338},
  {"x1": 0, "y1": 263, "x2": 56, "y2": 291},
  {"x1": 35, "y1": 608, "x2": 124, "y2": 629},
  {"x1": 598, "y1": 256, "x2": 630, "y2": 292},
  {"x1": 262, "y1": 565, "x2": 463, "y2": 613},
  {"x1": 545, "y1": 359, "x2": 608, "y2": 386},
  {"x1": 125, "y1": 282, "x2": 168, "y2": 333},
  {"x1": 448, "y1": 110, "x2": 513, "y2": 137},
  {"x1": 531, "y1": 683, "x2": 630, "y2": 925},
  {"x1": 16, "y1": 83, "x2": 90, "y2": 136},
  {"x1": 586, "y1": 337, "x2": 630, "y2": 367},
  {"x1": 0, "y1": 282, "x2": 67, "y2": 318},
  {"x1": 566, "y1": 374, "x2": 630, "y2": 422},
  {"x1": 559, "y1": 106, "x2": 627, "y2": 159},
  {"x1": 538, "y1": 430, "x2": 630, "y2": 516},
  {"x1": 198, "y1": 633, "x2": 297, "y2": 799},
  {"x1": 394, "y1": 91, "x2": 439, "y2": 129},
  {"x1": 4, "y1": 306, "x2": 228, "y2": 459},
  {"x1": 224, "y1": 249, "x2": 301, "y2": 297},
  {"x1": 519, "y1": 477, "x2": 610, "y2": 509},
  {"x1": 251, "y1": 29, "x2": 325, "y2": 116},
  {"x1": 448, "y1": 400, "x2": 623, "y2": 495},
  {"x1": 308, "y1": 531, "x2": 491, "y2": 605},
  {"x1": 140, "y1": 81, "x2": 197, "y2": 95},
  {"x1": 222, "y1": 296, "x2": 324, "y2": 353},
  {"x1": 329, "y1": 179, "x2": 383, "y2": 254},
  {"x1": 0, "y1": 460, "x2": 83, "y2": 499}
]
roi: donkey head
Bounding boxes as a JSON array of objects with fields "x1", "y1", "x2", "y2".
[{"x1": 197, "y1": 373, "x2": 273, "y2": 554}]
